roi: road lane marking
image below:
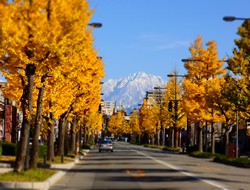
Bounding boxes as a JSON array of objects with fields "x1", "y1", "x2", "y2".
[
  {"x1": 126, "y1": 169, "x2": 145, "y2": 178},
  {"x1": 196, "y1": 163, "x2": 221, "y2": 172},
  {"x1": 133, "y1": 149, "x2": 229, "y2": 190}
]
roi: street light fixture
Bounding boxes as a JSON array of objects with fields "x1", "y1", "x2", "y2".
[
  {"x1": 182, "y1": 58, "x2": 228, "y2": 64},
  {"x1": 88, "y1": 22, "x2": 103, "y2": 28},
  {"x1": 181, "y1": 58, "x2": 194, "y2": 63},
  {"x1": 167, "y1": 74, "x2": 186, "y2": 78},
  {"x1": 154, "y1": 87, "x2": 165, "y2": 90},
  {"x1": 223, "y1": 16, "x2": 249, "y2": 22}
]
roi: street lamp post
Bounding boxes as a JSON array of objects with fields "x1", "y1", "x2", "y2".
[
  {"x1": 78, "y1": 22, "x2": 102, "y2": 151},
  {"x1": 222, "y1": 16, "x2": 250, "y2": 158},
  {"x1": 167, "y1": 74, "x2": 185, "y2": 149},
  {"x1": 154, "y1": 86, "x2": 166, "y2": 146}
]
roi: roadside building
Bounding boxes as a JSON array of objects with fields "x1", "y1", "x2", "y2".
[{"x1": 0, "y1": 81, "x2": 20, "y2": 142}]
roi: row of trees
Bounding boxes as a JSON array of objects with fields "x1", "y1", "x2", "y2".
[
  {"x1": 0, "y1": 0, "x2": 104, "y2": 173},
  {"x1": 107, "y1": 18, "x2": 250, "y2": 155}
]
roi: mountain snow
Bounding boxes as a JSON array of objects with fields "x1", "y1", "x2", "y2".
[{"x1": 102, "y1": 72, "x2": 166, "y2": 111}]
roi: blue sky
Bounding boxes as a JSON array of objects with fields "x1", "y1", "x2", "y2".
[
  {"x1": 0, "y1": 1, "x2": 248, "y2": 82},
  {"x1": 88, "y1": 0, "x2": 250, "y2": 82}
]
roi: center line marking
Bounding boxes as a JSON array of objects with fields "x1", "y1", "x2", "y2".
[{"x1": 132, "y1": 149, "x2": 229, "y2": 190}]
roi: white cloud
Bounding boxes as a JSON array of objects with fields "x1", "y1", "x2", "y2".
[
  {"x1": 152, "y1": 40, "x2": 190, "y2": 51},
  {"x1": 135, "y1": 34, "x2": 169, "y2": 41},
  {"x1": 133, "y1": 33, "x2": 190, "y2": 51}
]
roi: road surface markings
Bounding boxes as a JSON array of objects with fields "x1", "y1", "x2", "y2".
[
  {"x1": 133, "y1": 149, "x2": 229, "y2": 190},
  {"x1": 196, "y1": 163, "x2": 221, "y2": 172},
  {"x1": 126, "y1": 169, "x2": 145, "y2": 178}
]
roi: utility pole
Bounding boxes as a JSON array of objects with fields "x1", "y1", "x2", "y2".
[
  {"x1": 154, "y1": 86, "x2": 166, "y2": 146},
  {"x1": 167, "y1": 73, "x2": 186, "y2": 148}
]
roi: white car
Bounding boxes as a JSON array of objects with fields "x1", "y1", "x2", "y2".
[{"x1": 98, "y1": 140, "x2": 113, "y2": 152}]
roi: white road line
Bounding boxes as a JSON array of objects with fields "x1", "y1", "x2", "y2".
[{"x1": 133, "y1": 149, "x2": 230, "y2": 190}]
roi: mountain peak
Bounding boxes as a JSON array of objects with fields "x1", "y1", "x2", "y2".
[
  {"x1": 103, "y1": 72, "x2": 166, "y2": 109},
  {"x1": 133, "y1": 71, "x2": 147, "y2": 78}
]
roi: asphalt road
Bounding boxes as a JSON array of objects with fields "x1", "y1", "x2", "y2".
[{"x1": 50, "y1": 141, "x2": 250, "y2": 190}]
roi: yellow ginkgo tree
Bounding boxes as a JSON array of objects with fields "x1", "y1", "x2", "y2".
[
  {"x1": 165, "y1": 71, "x2": 186, "y2": 148},
  {"x1": 107, "y1": 111, "x2": 124, "y2": 137},
  {"x1": 0, "y1": 0, "x2": 104, "y2": 172},
  {"x1": 206, "y1": 75, "x2": 236, "y2": 154},
  {"x1": 129, "y1": 108, "x2": 141, "y2": 143},
  {"x1": 182, "y1": 36, "x2": 226, "y2": 152},
  {"x1": 138, "y1": 98, "x2": 157, "y2": 144}
]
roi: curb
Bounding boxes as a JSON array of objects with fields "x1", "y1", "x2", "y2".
[
  {"x1": 0, "y1": 170, "x2": 65, "y2": 190},
  {"x1": 0, "y1": 149, "x2": 91, "y2": 189},
  {"x1": 0, "y1": 159, "x2": 80, "y2": 190}
]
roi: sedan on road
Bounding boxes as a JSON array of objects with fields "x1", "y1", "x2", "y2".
[{"x1": 98, "y1": 140, "x2": 113, "y2": 152}]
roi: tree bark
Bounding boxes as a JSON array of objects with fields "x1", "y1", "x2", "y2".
[
  {"x1": 83, "y1": 124, "x2": 87, "y2": 146},
  {"x1": 225, "y1": 121, "x2": 233, "y2": 156},
  {"x1": 15, "y1": 64, "x2": 35, "y2": 173},
  {"x1": 64, "y1": 121, "x2": 69, "y2": 155},
  {"x1": 174, "y1": 128, "x2": 179, "y2": 148},
  {"x1": 30, "y1": 75, "x2": 46, "y2": 169},
  {"x1": 225, "y1": 130, "x2": 230, "y2": 156},
  {"x1": 69, "y1": 117, "x2": 77, "y2": 153},
  {"x1": 198, "y1": 125, "x2": 203, "y2": 152},
  {"x1": 171, "y1": 127, "x2": 174, "y2": 148},
  {"x1": 157, "y1": 129, "x2": 160, "y2": 146},
  {"x1": 47, "y1": 112, "x2": 55, "y2": 162},
  {"x1": 211, "y1": 122, "x2": 215, "y2": 154},
  {"x1": 178, "y1": 128, "x2": 182, "y2": 148},
  {"x1": 151, "y1": 134, "x2": 155, "y2": 145},
  {"x1": 161, "y1": 127, "x2": 165, "y2": 146},
  {"x1": 56, "y1": 116, "x2": 66, "y2": 157}
]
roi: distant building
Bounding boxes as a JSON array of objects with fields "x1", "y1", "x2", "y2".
[
  {"x1": 115, "y1": 104, "x2": 126, "y2": 114},
  {"x1": 102, "y1": 101, "x2": 116, "y2": 116},
  {"x1": 146, "y1": 89, "x2": 165, "y2": 105},
  {"x1": 0, "y1": 95, "x2": 4, "y2": 141}
]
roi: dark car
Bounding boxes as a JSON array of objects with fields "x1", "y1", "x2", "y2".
[{"x1": 98, "y1": 140, "x2": 113, "y2": 152}]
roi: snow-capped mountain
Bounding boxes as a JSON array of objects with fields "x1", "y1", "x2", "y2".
[{"x1": 102, "y1": 72, "x2": 166, "y2": 111}]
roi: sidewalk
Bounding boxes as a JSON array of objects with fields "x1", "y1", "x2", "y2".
[{"x1": 0, "y1": 149, "x2": 90, "y2": 190}]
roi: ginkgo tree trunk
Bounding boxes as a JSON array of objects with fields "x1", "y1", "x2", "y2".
[{"x1": 19, "y1": 64, "x2": 36, "y2": 172}]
